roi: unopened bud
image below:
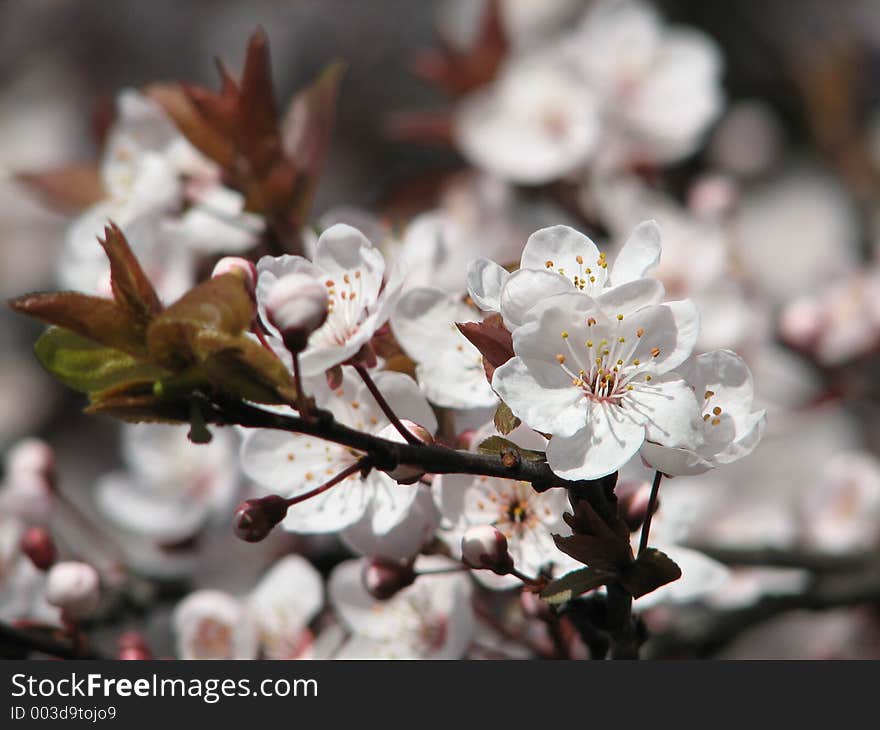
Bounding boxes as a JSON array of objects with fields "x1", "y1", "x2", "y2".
[
  {"x1": 377, "y1": 421, "x2": 434, "y2": 484},
  {"x1": 45, "y1": 561, "x2": 100, "y2": 622},
  {"x1": 20, "y1": 527, "x2": 56, "y2": 571},
  {"x1": 117, "y1": 631, "x2": 153, "y2": 660},
  {"x1": 232, "y1": 495, "x2": 289, "y2": 543},
  {"x1": 461, "y1": 525, "x2": 514, "y2": 575},
  {"x1": 362, "y1": 557, "x2": 416, "y2": 600},
  {"x1": 6, "y1": 438, "x2": 56, "y2": 490},
  {"x1": 265, "y1": 273, "x2": 329, "y2": 353},
  {"x1": 212, "y1": 256, "x2": 257, "y2": 294}
]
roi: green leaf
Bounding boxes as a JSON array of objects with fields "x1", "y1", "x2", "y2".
[
  {"x1": 146, "y1": 273, "x2": 255, "y2": 371},
  {"x1": 34, "y1": 327, "x2": 167, "y2": 394},
  {"x1": 619, "y1": 548, "x2": 682, "y2": 599},
  {"x1": 98, "y1": 223, "x2": 162, "y2": 325},
  {"x1": 540, "y1": 567, "x2": 616, "y2": 605},
  {"x1": 477, "y1": 435, "x2": 545, "y2": 462},
  {"x1": 493, "y1": 401, "x2": 520, "y2": 435},
  {"x1": 9, "y1": 292, "x2": 148, "y2": 356}
]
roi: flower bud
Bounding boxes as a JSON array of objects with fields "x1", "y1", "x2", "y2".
[
  {"x1": 6, "y1": 438, "x2": 56, "y2": 490},
  {"x1": 377, "y1": 421, "x2": 434, "y2": 484},
  {"x1": 362, "y1": 557, "x2": 416, "y2": 600},
  {"x1": 20, "y1": 527, "x2": 56, "y2": 571},
  {"x1": 212, "y1": 256, "x2": 257, "y2": 294},
  {"x1": 265, "y1": 273, "x2": 329, "y2": 353},
  {"x1": 461, "y1": 525, "x2": 514, "y2": 575},
  {"x1": 45, "y1": 561, "x2": 100, "y2": 622},
  {"x1": 232, "y1": 495, "x2": 289, "y2": 543},
  {"x1": 117, "y1": 631, "x2": 153, "y2": 660}
]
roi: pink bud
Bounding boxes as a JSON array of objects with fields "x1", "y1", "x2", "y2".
[
  {"x1": 45, "y1": 561, "x2": 100, "y2": 621},
  {"x1": 461, "y1": 525, "x2": 513, "y2": 574},
  {"x1": 362, "y1": 557, "x2": 416, "y2": 600},
  {"x1": 6, "y1": 438, "x2": 56, "y2": 490},
  {"x1": 117, "y1": 631, "x2": 153, "y2": 660},
  {"x1": 780, "y1": 297, "x2": 823, "y2": 349},
  {"x1": 20, "y1": 527, "x2": 56, "y2": 571},
  {"x1": 212, "y1": 256, "x2": 257, "y2": 293},
  {"x1": 377, "y1": 421, "x2": 434, "y2": 484},
  {"x1": 232, "y1": 495, "x2": 289, "y2": 543},
  {"x1": 265, "y1": 273, "x2": 329, "y2": 353}
]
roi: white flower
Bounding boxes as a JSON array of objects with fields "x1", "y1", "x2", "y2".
[
  {"x1": 240, "y1": 368, "x2": 437, "y2": 541},
  {"x1": 247, "y1": 556, "x2": 324, "y2": 660},
  {"x1": 468, "y1": 221, "x2": 664, "y2": 331},
  {"x1": 800, "y1": 452, "x2": 880, "y2": 554},
  {"x1": 173, "y1": 590, "x2": 259, "y2": 660},
  {"x1": 265, "y1": 272, "x2": 330, "y2": 353},
  {"x1": 45, "y1": 561, "x2": 100, "y2": 621},
  {"x1": 641, "y1": 350, "x2": 766, "y2": 477},
  {"x1": 256, "y1": 224, "x2": 403, "y2": 377},
  {"x1": 95, "y1": 424, "x2": 239, "y2": 545},
  {"x1": 493, "y1": 291, "x2": 703, "y2": 480},
  {"x1": 564, "y1": 0, "x2": 723, "y2": 168},
  {"x1": 454, "y1": 51, "x2": 601, "y2": 185},
  {"x1": 391, "y1": 287, "x2": 497, "y2": 409},
  {"x1": 329, "y1": 556, "x2": 474, "y2": 659}
]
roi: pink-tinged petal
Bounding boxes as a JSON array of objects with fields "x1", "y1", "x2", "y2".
[
  {"x1": 492, "y1": 358, "x2": 587, "y2": 437},
  {"x1": 467, "y1": 258, "x2": 509, "y2": 313},
  {"x1": 391, "y1": 287, "x2": 469, "y2": 355},
  {"x1": 546, "y1": 404, "x2": 646, "y2": 480},
  {"x1": 342, "y1": 486, "x2": 438, "y2": 560},
  {"x1": 363, "y1": 472, "x2": 423, "y2": 536},
  {"x1": 609, "y1": 220, "x2": 662, "y2": 286},
  {"x1": 499, "y1": 268, "x2": 573, "y2": 329}
]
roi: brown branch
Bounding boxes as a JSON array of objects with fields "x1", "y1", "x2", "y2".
[{"x1": 0, "y1": 621, "x2": 102, "y2": 660}]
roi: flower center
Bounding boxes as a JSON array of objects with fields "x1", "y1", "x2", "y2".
[{"x1": 321, "y1": 270, "x2": 364, "y2": 345}]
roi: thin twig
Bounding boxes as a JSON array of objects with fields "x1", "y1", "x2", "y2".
[
  {"x1": 354, "y1": 364, "x2": 420, "y2": 445},
  {"x1": 637, "y1": 471, "x2": 663, "y2": 558}
]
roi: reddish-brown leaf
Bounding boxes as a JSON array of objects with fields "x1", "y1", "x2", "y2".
[
  {"x1": 98, "y1": 223, "x2": 162, "y2": 325},
  {"x1": 16, "y1": 165, "x2": 104, "y2": 213},
  {"x1": 456, "y1": 314, "x2": 514, "y2": 381}
]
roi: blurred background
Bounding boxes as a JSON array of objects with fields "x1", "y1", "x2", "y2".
[{"x1": 3, "y1": 0, "x2": 880, "y2": 659}]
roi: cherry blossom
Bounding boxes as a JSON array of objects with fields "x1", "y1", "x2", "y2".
[
  {"x1": 641, "y1": 350, "x2": 766, "y2": 477},
  {"x1": 391, "y1": 287, "x2": 498, "y2": 409},
  {"x1": 240, "y1": 368, "x2": 437, "y2": 546},
  {"x1": 493, "y1": 291, "x2": 703, "y2": 480},
  {"x1": 468, "y1": 221, "x2": 664, "y2": 331},
  {"x1": 256, "y1": 224, "x2": 403, "y2": 377},
  {"x1": 328, "y1": 556, "x2": 474, "y2": 659},
  {"x1": 173, "y1": 590, "x2": 259, "y2": 660}
]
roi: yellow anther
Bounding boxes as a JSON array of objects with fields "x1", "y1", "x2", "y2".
[
  {"x1": 651, "y1": 347, "x2": 661, "y2": 357},
  {"x1": 712, "y1": 406, "x2": 722, "y2": 416},
  {"x1": 561, "y1": 331, "x2": 569, "y2": 339},
  {"x1": 627, "y1": 385, "x2": 634, "y2": 391},
  {"x1": 636, "y1": 328, "x2": 644, "y2": 337},
  {"x1": 343, "y1": 274, "x2": 350, "y2": 284},
  {"x1": 618, "y1": 337, "x2": 626, "y2": 343},
  {"x1": 556, "y1": 354, "x2": 566, "y2": 364},
  {"x1": 545, "y1": 260, "x2": 554, "y2": 268},
  {"x1": 617, "y1": 314, "x2": 624, "y2": 321},
  {"x1": 633, "y1": 359, "x2": 640, "y2": 366},
  {"x1": 576, "y1": 255, "x2": 584, "y2": 264},
  {"x1": 595, "y1": 358, "x2": 602, "y2": 365},
  {"x1": 589, "y1": 276, "x2": 596, "y2": 283},
  {"x1": 587, "y1": 317, "x2": 597, "y2": 326},
  {"x1": 325, "y1": 279, "x2": 335, "y2": 287},
  {"x1": 704, "y1": 390, "x2": 715, "y2": 399},
  {"x1": 645, "y1": 375, "x2": 653, "y2": 382},
  {"x1": 558, "y1": 268, "x2": 565, "y2": 275},
  {"x1": 586, "y1": 340, "x2": 593, "y2": 348},
  {"x1": 617, "y1": 359, "x2": 623, "y2": 365},
  {"x1": 354, "y1": 271, "x2": 361, "y2": 279},
  {"x1": 703, "y1": 414, "x2": 711, "y2": 421},
  {"x1": 711, "y1": 417, "x2": 721, "y2": 426}
]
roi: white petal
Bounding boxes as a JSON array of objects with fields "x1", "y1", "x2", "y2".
[
  {"x1": 631, "y1": 375, "x2": 704, "y2": 449},
  {"x1": 467, "y1": 258, "x2": 509, "y2": 313},
  {"x1": 627, "y1": 300, "x2": 700, "y2": 374},
  {"x1": 499, "y1": 268, "x2": 573, "y2": 329},
  {"x1": 609, "y1": 220, "x2": 662, "y2": 285},
  {"x1": 520, "y1": 225, "x2": 604, "y2": 283},
  {"x1": 546, "y1": 403, "x2": 646, "y2": 480},
  {"x1": 492, "y1": 358, "x2": 587, "y2": 437},
  {"x1": 595, "y1": 277, "x2": 664, "y2": 315},
  {"x1": 313, "y1": 223, "x2": 384, "y2": 302},
  {"x1": 342, "y1": 486, "x2": 439, "y2": 559},
  {"x1": 360, "y1": 371, "x2": 438, "y2": 435}
]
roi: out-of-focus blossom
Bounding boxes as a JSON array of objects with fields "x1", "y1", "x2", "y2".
[
  {"x1": 329, "y1": 556, "x2": 475, "y2": 659},
  {"x1": 391, "y1": 287, "x2": 497, "y2": 409},
  {"x1": 800, "y1": 452, "x2": 880, "y2": 554},
  {"x1": 95, "y1": 424, "x2": 239, "y2": 546},
  {"x1": 455, "y1": 51, "x2": 601, "y2": 185},
  {"x1": 709, "y1": 100, "x2": 784, "y2": 179},
  {"x1": 256, "y1": 224, "x2": 403, "y2": 377},
  {"x1": 173, "y1": 590, "x2": 259, "y2": 660},
  {"x1": 563, "y1": 0, "x2": 723, "y2": 170},
  {"x1": 493, "y1": 291, "x2": 702, "y2": 480},
  {"x1": 241, "y1": 368, "x2": 437, "y2": 550},
  {"x1": 45, "y1": 561, "x2": 100, "y2": 622},
  {"x1": 247, "y1": 556, "x2": 323, "y2": 660}
]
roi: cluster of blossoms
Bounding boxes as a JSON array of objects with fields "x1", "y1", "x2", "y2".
[{"x1": 7, "y1": 0, "x2": 880, "y2": 662}]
